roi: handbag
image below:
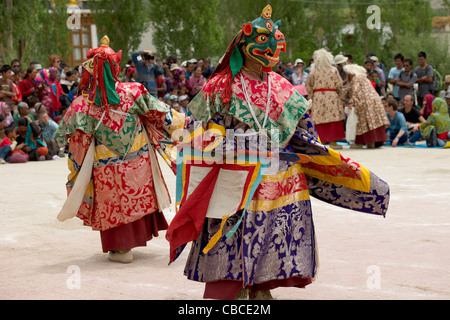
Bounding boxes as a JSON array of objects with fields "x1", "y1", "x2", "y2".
[{"x1": 345, "y1": 107, "x2": 358, "y2": 143}]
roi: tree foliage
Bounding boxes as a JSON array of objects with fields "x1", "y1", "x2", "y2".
[
  {"x1": 0, "y1": 0, "x2": 71, "y2": 67},
  {"x1": 148, "y1": 0, "x2": 223, "y2": 62},
  {"x1": 0, "y1": 0, "x2": 447, "y2": 77},
  {"x1": 88, "y1": 0, "x2": 151, "y2": 58}
]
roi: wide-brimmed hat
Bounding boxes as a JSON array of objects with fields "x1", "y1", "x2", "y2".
[
  {"x1": 334, "y1": 54, "x2": 348, "y2": 65},
  {"x1": 295, "y1": 58, "x2": 304, "y2": 65},
  {"x1": 170, "y1": 63, "x2": 180, "y2": 71}
]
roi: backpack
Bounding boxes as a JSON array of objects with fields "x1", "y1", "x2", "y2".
[{"x1": 429, "y1": 65, "x2": 443, "y2": 95}]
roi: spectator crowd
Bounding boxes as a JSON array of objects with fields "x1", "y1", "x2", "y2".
[{"x1": 1, "y1": 47, "x2": 450, "y2": 164}]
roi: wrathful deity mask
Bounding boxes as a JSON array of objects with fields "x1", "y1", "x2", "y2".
[{"x1": 242, "y1": 5, "x2": 286, "y2": 71}]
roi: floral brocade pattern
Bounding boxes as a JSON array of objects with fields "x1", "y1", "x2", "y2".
[
  {"x1": 180, "y1": 111, "x2": 389, "y2": 287},
  {"x1": 349, "y1": 75, "x2": 390, "y2": 135},
  {"x1": 184, "y1": 198, "x2": 316, "y2": 285},
  {"x1": 56, "y1": 82, "x2": 177, "y2": 231},
  {"x1": 189, "y1": 70, "x2": 310, "y2": 148},
  {"x1": 305, "y1": 67, "x2": 347, "y2": 125}
]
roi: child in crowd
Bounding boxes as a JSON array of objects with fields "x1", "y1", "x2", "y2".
[{"x1": 0, "y1": 126, "x2": 18, "y2": 163}]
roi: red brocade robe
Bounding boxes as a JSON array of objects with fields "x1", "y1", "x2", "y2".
[{"x1": 55, "y1": 82, "x2": 185, "y2": 231}]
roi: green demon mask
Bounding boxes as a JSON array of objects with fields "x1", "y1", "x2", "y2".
[{"x1": 242, "y1": 5, "x2": 286, "y2": 71}]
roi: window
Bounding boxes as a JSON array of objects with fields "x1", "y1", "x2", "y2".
[{"x1": 69, "y1": 14, "x2": 94, "y2": 67}]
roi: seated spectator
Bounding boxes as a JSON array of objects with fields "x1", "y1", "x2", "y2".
[
  {"x1": 401, "y1": 94, "x2": 425, "y2": 141},
  {"x1": 420, "y1": 94, "x2": 434, "y2": 119},
  {"x1": 0, "y1": 126, "x2": 17, "y2": 163},
  {"x1": 385, "y1": 99, "x2": 408, "y2": 147},
  {"x1": 37, "y1": 109, "x2": 61, "y2": 157},
  {"x1": 0, "y1": 102, "x2": 15, "y2": 129},
  {"x1": 418, "y1": 98, "x2": 450, "y2": 147},
  {"x1": 15, "y1": 117, "x2": 50, "y2": 161},
  {"x1": 178, "y1": 95, "x2": 191, "y2": 116},
  {"x1": 13, "y1": 101, "x2": 34, "y2": 123}
]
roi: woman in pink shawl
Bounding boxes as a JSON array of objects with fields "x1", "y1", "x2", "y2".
[
  {"x1": 420, "y1": 94, "x2": 434, "y2": 119},
  {"x1": 35, "y1": 68, "x2": 63, "y2": 118},
  {"x1": 172, "y1": 68, "x2": 192, "y2": 95},
  {"x1": 188, "y1": 66, "x2": 205, "y2": 97}
]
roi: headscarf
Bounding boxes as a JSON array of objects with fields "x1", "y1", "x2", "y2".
[
  {"x1": 35, "y1": 67, "x2": 59, "y2": 86},
  {"x1": 423, "y1": 94, "x2": 434, "y2": 119},
  {"x1": 420, "y1": 98, "x2": 450, "y2": 138}
]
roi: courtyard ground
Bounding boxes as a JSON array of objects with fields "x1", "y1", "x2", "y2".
[{"x1": 0, "y1": 145, "x2": 449, "y2": 301}]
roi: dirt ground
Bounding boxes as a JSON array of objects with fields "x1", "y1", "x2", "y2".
[{"x1": 0, "y1": 145, "x2": 449, "y2": 300}]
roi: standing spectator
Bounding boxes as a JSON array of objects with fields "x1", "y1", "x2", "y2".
[
  {"x1": 60, "y1": 70, "x2": 79, "y2": 94},
  {"x1": 385, "y1": 99, "x2": 408, "y2": 147},
  {"x1": 131, "y1": 50, "x2": 163, "y2": 98},
  {"x1": 35, "y1": 68, "x2": 64, "y2": 118},
  {"x1": 306, "y1": 49, "x2": 347, "y2": 149},
  {"x1": 172, "y1": 69, "x2": 192, "y2": 95},
  {"x1": 388, "y1": 53, "x2": 405, "y2": 100},
  {"x1": 364, "y1": 59, "x2": 375, "y2": 73},
  {"x1": 0, "y1": 65, "x2": 17, "y2": 110},
  {"x1": 369, "y1": 56, "x2": 386, "y2": 94},
  {"x1": 48, "y1": 54, "x2": 61, "y2": 70},
  {"x1": 366, "y1": 52, "x2": 387, "y2": 84},
  {"x1": 202, "y1": 58, "x2": 215, "y2": 80},
  {"x1": 11, "y1": 59, "x2": 21, "y2": 76},
  {"x1": 344, "y1": 64, "x2": 389, "y2": 148},
  {"x1": 188, "y1": 66, "x2": 205, "y2": 97},
  {"x1": 369, "y1": 71, "x2": 382, "y2": 95},
  {"x1": 156, "y1": 74, "x2": 167, "y2": 99},
  {"x1": 19, "y1": 67, "x2": 38, "y2": 105},
  {"x1": 282, "y1": 60, "x2": 294, "y2": 82},
  {"x1": 185, "y1": 59, "x2": 197, "y2": 79},
  {"x1": 334, "y1": 54, "x2": 348, "y2": 82},
  {"x1": 446, "y1": 90, "x2": 450, "y2": 115},
  {"x1": 414, "y1": 51, "x2": 434, "y2": 108},
  {"x1": 395, "y1": 59, "x2": 417, "y2": 102},
  {"x1": 291, "y1": 58, "x2": 308, "y2": 85},
  {"x1": 11, "y1": 70, "x2": 22, "y2": 105}
]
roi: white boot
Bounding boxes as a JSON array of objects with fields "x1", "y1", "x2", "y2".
[{"x1": 108, "y1": 250, "x2": 133, "y2": 263}]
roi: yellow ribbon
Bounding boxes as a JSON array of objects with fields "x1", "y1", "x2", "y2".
[{"x1": 202, "y1": 215, "x2": 230, "y2": 254}]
